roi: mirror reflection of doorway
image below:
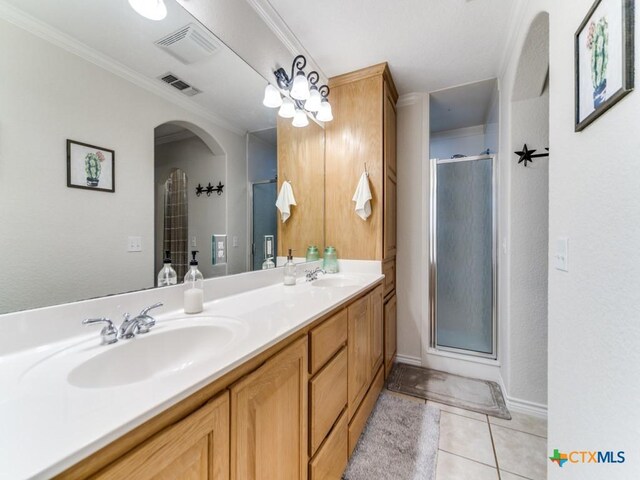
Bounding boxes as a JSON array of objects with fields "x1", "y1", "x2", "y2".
[
  {"x1": 251, "y1": 180, "x2": 278, "y2": 270},
  {"x1": 162, "y1": 169, "x2": 189, "y2": 279}
]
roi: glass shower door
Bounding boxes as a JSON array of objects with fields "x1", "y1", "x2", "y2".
[{"x1": 430, "y1": 155, "x2": 496, "y2": 357}]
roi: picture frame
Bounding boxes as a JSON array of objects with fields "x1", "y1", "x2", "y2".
[
  {"x1": 575, "y1": 0, "x2": 635, "y2": 131},
  {"x1": 66, "y1": 139, "x2": 115, "y2": 192}
]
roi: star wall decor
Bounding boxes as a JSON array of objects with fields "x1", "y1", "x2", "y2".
[{"x1": 514, "y1": 144, "x2": 549, "y2": 167}]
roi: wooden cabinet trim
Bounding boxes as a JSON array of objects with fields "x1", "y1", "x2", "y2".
[
  {"x1": 92, "y1": 392, "x2": 229, "y2": 480},
  {"x1": 329, "y1": 63, "x2": 398, "y2": 103},
  {"x1": 347, "y1": 366, "x2": 384, "y2": 457},
  {"x1": 309, "y1": 308, "x2": 348, "y2": 375},
  {"x1": 309, "y1": 347, "x2": 348, "y2": 456}
]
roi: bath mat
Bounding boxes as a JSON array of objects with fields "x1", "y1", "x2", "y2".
[
  {"x1": 386, "y1": 363, "x2": 511, "y2": 420},
  {"x1": 342, "y1": 392, "x2": 440, "y2": 480}
]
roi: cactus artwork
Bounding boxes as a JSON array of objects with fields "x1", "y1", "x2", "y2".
[
  {"x1": 586, "y1": 16, "x2": 609, "y2": 108},
  {"x1": 85, "y1": 151, "x2": 105, "y2": 187}
]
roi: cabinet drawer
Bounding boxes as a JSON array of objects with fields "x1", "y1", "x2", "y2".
[
  {"x1": 348, "y1": 365, "x2": 384, "y2": 457},
  {"x1": 309, "y1": 410, "x2": 348, "y2": 480},
  {"x1": 309, "y1": 308, "x2": 348, "y2": 375},
  {"x1": 310, "y1": 347, "x2": 348, "y2": 455},
  {"x1": 382, "y1": 258, "x2": 395, "y2": 297}
]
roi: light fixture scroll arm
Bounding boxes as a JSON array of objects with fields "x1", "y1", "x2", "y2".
[{"x1": 318, "y1": 85, "x2": 330, "y2": 99}]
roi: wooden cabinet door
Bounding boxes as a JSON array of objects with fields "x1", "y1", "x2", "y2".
[
  {"x1": 231, "y1": 337, "x2": 308, "y2": 480},
  {"x1": 384, "y1": 294, "x2": 398, "y2": 378},
  {"x1": 370, "y1": 286, "x2": 384, "y2": 376},
  {"x1": 347, "y1": 296, "x2": 370, "y2": 419},
  {"x1": 94, "y1": 392, "x2": 229, "y2": 480},
  {"x1": 383, "y1": 81, "x2": 397, "y2": 260}
]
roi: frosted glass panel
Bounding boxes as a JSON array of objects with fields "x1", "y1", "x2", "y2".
[{"x1": 435, "y1": 158, "x2": 493, "y2": 354}]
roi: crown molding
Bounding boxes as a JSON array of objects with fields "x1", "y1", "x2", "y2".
[
  {"x1": 246, "y1": 0, "x2": 328, "y2": 84},
  {"x1": 0, "y1": 0, "x2": 246, "y2": 137}
]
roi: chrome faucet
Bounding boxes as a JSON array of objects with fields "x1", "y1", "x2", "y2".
[
  {"x1": 119, "y1": 302, "x2": 163, "y2": 339},
  {"x1": 305, "y1": 267, "x2": 326, "y2": 282},
  {"x1": 83, "y1": 318, "x2": 118, "y2": 345}
]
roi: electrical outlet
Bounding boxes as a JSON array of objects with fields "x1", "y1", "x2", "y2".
[{"x1": 127, "y1": 236, "x2": 142, "y2": 252}]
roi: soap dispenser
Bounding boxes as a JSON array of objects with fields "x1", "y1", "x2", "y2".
[
  {"x1": 184, "y1": 250, "x2": 204, "y2": 314},
  {"x1": 157, "y1": 250, "x2": 177, "y2": 287},
  {"x1": 262, "y1": 256, "x2": 276, "y2": 269},
  {"x1": 283, "y1": 249, "x2": 296, "y2": 286}
]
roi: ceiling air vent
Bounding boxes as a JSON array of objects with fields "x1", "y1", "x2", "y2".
[
  {"x1": 155, "y1": 23, "x2": 219, "y2": 65},
  {"x1": 158, "y1": 72, "x2": 202, "y2": 97}
]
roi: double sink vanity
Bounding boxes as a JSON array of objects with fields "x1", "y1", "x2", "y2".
[{"x1": 0, "y1": 262, "x2": 396, "y2": 479}]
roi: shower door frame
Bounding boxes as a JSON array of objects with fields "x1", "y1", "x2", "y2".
[{"x1": 429, "y1": 154, "x2": 498, "y2": 360}]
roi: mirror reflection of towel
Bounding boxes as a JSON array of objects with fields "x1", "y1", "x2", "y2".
[
  {"x1": 352, "y1": 172, "x2": 372, "y2": 220},
  {"x1": 275, "y1": 181, "x2": 297, "y2": 223}
]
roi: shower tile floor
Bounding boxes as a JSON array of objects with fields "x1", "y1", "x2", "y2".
[{"x1": 386, "y1": 389, "x2": 548, "y2": 480}]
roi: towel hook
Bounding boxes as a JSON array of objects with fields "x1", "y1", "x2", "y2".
[{"x1": 364, "y1": 162, "x2": 369, "y2": 177}]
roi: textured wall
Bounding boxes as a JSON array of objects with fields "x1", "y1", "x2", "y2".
[{"x1": 508, "y1": 87, "x2": 549, "y2": 406}]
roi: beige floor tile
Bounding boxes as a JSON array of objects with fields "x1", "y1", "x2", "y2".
[
  {"x1": 489, "y1": 411, "x2": 547, "y2": 438},
  {"x1": 500, "y1": 471, "x2": 534, "y2": 480},
  {"x1": 491, "y1": 424, "x2": 547, "y2": 480},
  {"x1": 438, "y1": 411, "x2": 496, "y2": 467},
  {"x1": 428, "y1": 400, "x2": 488, "y2": 421},
  {"x1": 384, "y1": 388, "x2": 426, "y2": 404},
  {"x1": 436, "y1": 450, "x2": 498, "y2": 480}
]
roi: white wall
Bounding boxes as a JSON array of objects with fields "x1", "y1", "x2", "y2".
[
  {"x1": 155, "y1": 136, "x2": 227, "y2": 279},
  {"x1": 500, "y1": 1, "x2": 640, "y2": 477},
  {"x1": 0, "y1": 18, "x2": 246, "y2": 313},
  {"x1": 396, "y1": 95, "x2": 430, "y2": 363},
  {"x1": 430, "y1": 125, "x2": 487, "y2": 159},
  {"x1": 507, "y1": 86, "x2": 549, "y2": 406}
]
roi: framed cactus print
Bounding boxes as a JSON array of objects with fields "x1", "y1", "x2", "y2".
[
  {"x1": 66, "y1": 140, "x2": 115, "y2": 192},
  {"x1": 575, "y1": 0, "x2": 634, "y2": 131}
]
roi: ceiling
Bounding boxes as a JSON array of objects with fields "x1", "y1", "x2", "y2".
[
  {"x1": 265, "y1": 0, "x2": 518, "y2": 95},
  {"x1": 4, "y1": 0, "x2": 276, "y2": 133},
  {"x1": 430, "y1": 78, "x2": 497, "y2": 132}
]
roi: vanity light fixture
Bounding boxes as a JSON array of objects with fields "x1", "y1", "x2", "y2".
[
  {"x1": 128, "y1": 0, "x2": 167, "y2": 21},
  {"x1": 262, "y1": 54, "x2": 332, "y2": 127}
]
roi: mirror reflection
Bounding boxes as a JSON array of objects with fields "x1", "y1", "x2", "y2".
[{"x1": 0, "y1": 0, "x2": 324, "y2": 314}]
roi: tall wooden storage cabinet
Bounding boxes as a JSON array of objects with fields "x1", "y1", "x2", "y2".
[{"x1": 325, "y1": 63, "x2": 398, "y2": 378}]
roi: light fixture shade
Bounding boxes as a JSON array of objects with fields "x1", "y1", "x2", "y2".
[
  {"x1": 316, "y1": 100, "x2": 333, "y2": 122},
  {"x1": 304, "y1": 88, "x2": 322, "y2": 112},
  {"x1": 278, "y1": 97, "x2": 296, "y2": 118},
  {"x1": 292, "y1": 109, "x2": 309, "y2": 128},
  {"x1": 128, "y1": 0, "x2": 167, "y2": 20},
  {"x1": 263, "y1": 84, "x2": 283, "y2": 108},
  {"x1": 290, "y1": 72, "x2": 310, "y2": 101}
]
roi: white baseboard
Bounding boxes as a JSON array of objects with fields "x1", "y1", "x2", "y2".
[
  {"x1": 506, "y1": 395, "x2": 548, "y2": 419},
  {"x1": 394, "y1": 353, "x2": 422, "y2": 366}
]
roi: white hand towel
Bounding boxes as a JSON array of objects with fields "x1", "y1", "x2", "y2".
[
  {"x1": 275, "y1": 180, "x2": 297, "y2": 223},
  {"x1": 352, "y1": 172, "x2": 372, "y2": 221}
]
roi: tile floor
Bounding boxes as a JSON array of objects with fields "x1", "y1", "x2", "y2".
[{"x1": 384, "y1": 389, "x2": 548, "y2": 480}]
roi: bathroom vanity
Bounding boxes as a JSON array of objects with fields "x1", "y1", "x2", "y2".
[{"x1": 0, "y1": 264, "x2": 390, "y2": 479}]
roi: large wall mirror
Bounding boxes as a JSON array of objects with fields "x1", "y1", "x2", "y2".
[{"x1": 0, "y1": 0, "x2": 325, "y2": 314}]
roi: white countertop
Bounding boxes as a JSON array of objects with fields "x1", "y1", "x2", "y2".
[{"x1": 0, "y1": 270, "x2": 383, "y2": 479}]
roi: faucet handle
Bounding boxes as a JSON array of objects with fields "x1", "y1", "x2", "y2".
[
  {"x1": 140, "y1": 302, "x2": 163, "y2": 316},
  {"x1": 82, "y1": 318, "x2": 118, "y2": 345}
]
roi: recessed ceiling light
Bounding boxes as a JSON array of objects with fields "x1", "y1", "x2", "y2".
[{"x1": 128, "y1": 0, "x2": 167, "y2": 21}]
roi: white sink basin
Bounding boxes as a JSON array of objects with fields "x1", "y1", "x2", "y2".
[
  {"x1": 21, "y1": 316, "x2": 247, "y2": 390},
  {"x1": 312, "y1": 276, "x2": 363, "y2": 288},
  {"x1": 68, "y1": 324, "x2": 234, "y2": 388}
]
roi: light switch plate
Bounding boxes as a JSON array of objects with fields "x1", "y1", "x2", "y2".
[
  {"x1": 212, "y1": 234, "x2": 227, "y2": 265},
  {"x1": 554, "y1": 237, "x2": 568, "y2": 272}
]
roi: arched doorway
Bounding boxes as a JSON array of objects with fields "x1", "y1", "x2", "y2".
[{"x1": 154, "y1": 121, "x2": 226, "y2": 283}]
